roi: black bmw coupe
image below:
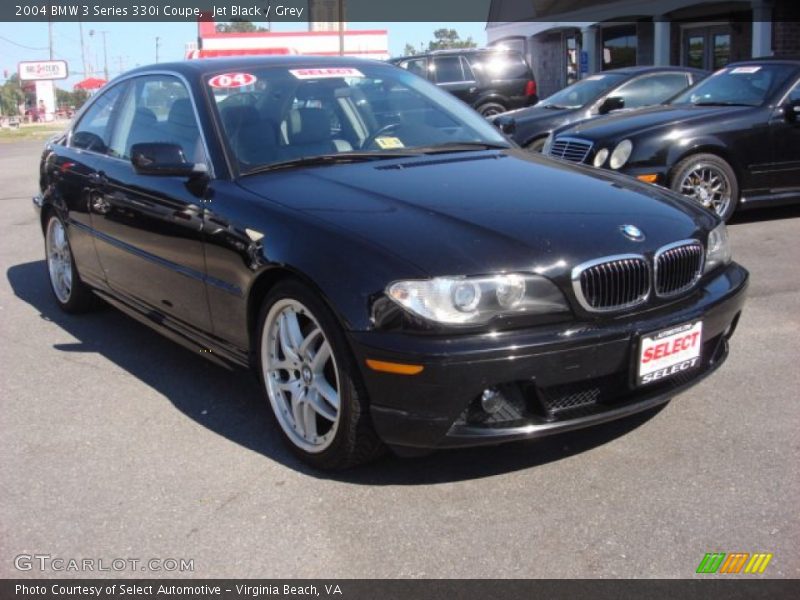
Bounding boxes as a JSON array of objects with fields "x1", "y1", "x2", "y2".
[{"x1": 34, "y1": 57, "x2": 747, "y2": 469}]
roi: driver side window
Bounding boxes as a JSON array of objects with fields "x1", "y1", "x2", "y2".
[
  {"x1": 70, "y1": 83, "x2": 128, "y2": 154},
  {"x1": 788, "y1": 80, "x2": 800, "y2": 103}
]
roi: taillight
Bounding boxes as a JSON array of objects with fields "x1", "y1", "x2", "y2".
[{"x1": 525, "y1": 80, "x2": 537, "y2": 97}]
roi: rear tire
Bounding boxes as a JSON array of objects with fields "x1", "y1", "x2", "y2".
[
  {"x1": 669, "y1": 153, "x2": 739, "y2": 221},
  {"x1": 477, "y1": 102, "x2": 506, "y2": 118},
  {"x1": 257, "y1": 280, "x2": 385, "y2": 470},
  {"x1": 44, "y1": 213, "x2": 98, "y2": 313}
]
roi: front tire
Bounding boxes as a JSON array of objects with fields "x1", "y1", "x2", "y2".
[
  {"x1": 44, "y1": 213, "x2": 97, "y2": 313},
  {"x1": 670, "y1": 153, "x2": 739, "y2": 221},
  {"x1": 477, "y1": 102, "x2": 506, "y2": 117},
  {"x1": 257, "y1": 280, "x2": 384, "y2": 469},
  {"x1": 524, "y1": 138, "x2": 547, "y2": 153}
]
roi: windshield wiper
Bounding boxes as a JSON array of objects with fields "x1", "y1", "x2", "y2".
[
  {"x1": 241, "y1": 151, "x2": 419, "y2": 175},
  {"x1": 412, "y1": 141, "x2": 511, "y2": 155},
  {"x1": 541, "y1": 104, "x2": 573, "y2": 110},
  {"x1": 692, "y1": 101, "x2": 755, "y2": 107}
]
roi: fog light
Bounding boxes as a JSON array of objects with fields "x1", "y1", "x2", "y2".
[{"x1": 481, "y1": 387, "x2": 505, "y2": 414}]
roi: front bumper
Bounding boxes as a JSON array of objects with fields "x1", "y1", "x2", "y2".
[{"x1": 350, "y1": 263, "x2": 748, "y2": 450}]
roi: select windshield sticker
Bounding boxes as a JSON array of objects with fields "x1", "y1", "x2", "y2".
[
  {"x1": 374, "y1": 136, "x2": 405, "y2": 149},
  {"x1": 289, "y1": 68, "x2": 365, "y2": 80},
  {"x1": 730, "y1": 66, "x2": 761, "y2": 74},
  {"x1": 208, "y1": 73, "x2": 257, "y2": 88}
]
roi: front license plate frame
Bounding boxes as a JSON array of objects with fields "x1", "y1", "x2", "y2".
[{"x1": 637, "y1": 321, "x2": 703, "y2": 386}]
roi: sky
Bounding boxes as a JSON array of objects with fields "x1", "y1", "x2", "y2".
[{"x1": 0, "y1": 21, "x2": 487, "y2": 88}]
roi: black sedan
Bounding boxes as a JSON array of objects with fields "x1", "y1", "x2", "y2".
[
  {"x1": 544, "y1": 58, "x2": 800, "y2": 221},
  {"x1": 492, "y1": 66, "x2": 707, "y2": 151},
  {"x1": 34, "y1": 57, "x2": 747, "y2": 469}
]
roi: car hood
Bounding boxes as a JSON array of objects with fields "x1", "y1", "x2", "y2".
[
  {"x1": 238, "y1": 150, "x2": 715, "y2": 278},
  {"x1": 559, "y1": 104, "x2": 753, "y2": 141}
]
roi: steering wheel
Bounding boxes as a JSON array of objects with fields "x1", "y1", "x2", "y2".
[
  {"x1": 218, "y1": 92, "x2": 260, "y2": 110},
  {"x1": 361, "y1": 122, "x2": 401, "y2": 150}
]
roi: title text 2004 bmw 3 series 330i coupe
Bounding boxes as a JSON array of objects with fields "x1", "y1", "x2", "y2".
[{"x1": 34, "y1": 57, "x2": 748, "y2": 469}]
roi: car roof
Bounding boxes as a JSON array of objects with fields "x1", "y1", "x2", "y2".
[
  {"x1": 120, "y1": 55, "x2": 390, "y2": 79},
  {"x1": 390, "y1": 48, "x2": 523, "y2": 61},
  {"x1": 727, "y1": 56, "x2": 800, "y2": 66},
  {"x1": 601, "y1": 65, "x2": 708, "y2": 76}
]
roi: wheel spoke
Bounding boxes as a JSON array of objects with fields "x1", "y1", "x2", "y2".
[
  {"x1": 310, "y1": 340, "x2": 331, "y2": 374},
  {"x1": 278, "y1": 311, "x2": 303, "y2": 363},
  {"x1": 299, "y1": 326, "x2": 322, "y2": 360},
  {"x1": 314, "y1": 377, "x2": 340, "y2": 410},
  {"x1": 291, "y1": 389, "x2": 306, "y2": 435},
  {"x1": 307, "y1": 389, "x2": 337, "y2": 422},
  {"x1": 302, "y1": 401, "x2": 318, "y2": 440}
]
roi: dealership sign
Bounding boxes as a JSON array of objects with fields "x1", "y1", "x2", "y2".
[{"x1": 18, "y1": 60, "x2": 68, "y2": 81}]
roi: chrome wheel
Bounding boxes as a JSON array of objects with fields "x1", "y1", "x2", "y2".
[
  {"x1": 46, "y1": 217, "x2": 73, "y2": 304},
  {"x1": 261, "y1": 299, "x2": 341, "y2": 453},
  {"x1": 678, "y1": 162, "x2": 732, "y2": 217}
]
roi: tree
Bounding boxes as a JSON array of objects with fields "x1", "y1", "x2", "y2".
[
  {"x1": 0, "y1": 74, "x2": 25, "y2": 116},
  {"x1": 427, "y1": 28, "x2": 477, "y2": 51},
  {"x1": 55, "y1": 87, "x2": 89, "y2": 110},
  {"x1": 216, "y1": 19, "x2": 268, "y2": 33},
  {"x1": 403, "y1": 43, "x2": 418, "y2": 56}
]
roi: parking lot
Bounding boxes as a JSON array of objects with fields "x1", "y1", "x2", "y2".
[{"x1": 0, "y1": 139, "x2": 798, "y2": 578}]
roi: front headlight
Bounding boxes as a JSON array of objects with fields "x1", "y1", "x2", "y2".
[
  {"x1": 387, "y1": 273, "x2": 569, "y2": 325},
  {"x1": 541, "y1": 133, "x2": 553, "y2": 155},
  {"x1": 704, "y1": 223, "x2": 732, "y2": 273},
  {"x1": 593, "y1": 148, "x2": 609, "y2": 167},
  {"x1": 609, "y1": 139, "x2": 633, "y2": 169}
]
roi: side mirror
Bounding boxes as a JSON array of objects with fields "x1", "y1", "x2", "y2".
[
  {"x1": 72, "y1": 131, "x2": 107, "y2": 153},
  {"x1": 598, "y1": 96, "x2": 625, "y2": 115},
  {"x1": 785, "y1": 100, "x2": 800, "y2": 124},
  {"x1": 493, "y1": 115, "x2": 516, "y2": 135},
  {"x1": 130, "y1": 142, "x2": 204, "y2": 177}
]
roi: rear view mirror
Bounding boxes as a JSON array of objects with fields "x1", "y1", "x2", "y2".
[
  {"x1": 785, "y1": 100, "x2": 800, "y2": 124},
  {"x1": 130, "y1": 142, "x2": 203, "y2": 177},
  {"x1": 493, "y1": 115, "x2": 516, "y2": 135},
  {"x1": 598, "y1": 96, "x2": 625, "y2": 115}
]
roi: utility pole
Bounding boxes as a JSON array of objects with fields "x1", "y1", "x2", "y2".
[
  {"x1": 155, "y1": 37, "x2": 161, "y2": 63},
  {"x1": 90, "y1": 30, "x2": 109, "y2": 80},
  {"x1": 48, "y1": 19, "x2": 54, "y2": 59},
  {"x1": 337, "y1": 0, "x2": 344, "y2": 56},
  {"x1": 78, "y1": 21, "x2": 87, "y2": 77}
]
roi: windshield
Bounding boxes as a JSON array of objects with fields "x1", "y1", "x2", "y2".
[
  {"x1": 670, "y1": 64, "x2": 797, "y2": 107},
  {"x1": 539, "y1": 73, "x2": 627, "y2": 109},
  {"x1": 205, "y1": 64, "x2": 509, "y2": 172}
]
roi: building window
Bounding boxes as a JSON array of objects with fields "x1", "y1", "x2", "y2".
[{"x1": 602, "y1": 26, "x2": 637, "y2": 70}]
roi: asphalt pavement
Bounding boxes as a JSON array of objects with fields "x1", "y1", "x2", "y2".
[{"x1": 1, "y1": 140, "x2": 798, "y2": 578}]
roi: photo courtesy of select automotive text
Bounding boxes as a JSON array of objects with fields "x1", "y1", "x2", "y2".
[{"x1": 1, "y1": 0, "x2": 799, "y2": 596}]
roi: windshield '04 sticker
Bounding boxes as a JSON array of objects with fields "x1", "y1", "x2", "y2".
[
  {"x1": 289, "y1": 68, "x2": 365, "y2": 79},
  {"x1": 730, "y1": 66, "x2": 761, "y2": 74},
  {"x1": 208, "y1": 73, "x2": 257, "y2": 88},
  {"x1": 374, "y1": 136, "x2": 405, "y2": 149}
]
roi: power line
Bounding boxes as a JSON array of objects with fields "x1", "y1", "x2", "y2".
[{"x1": 0, "y1": 35, "x2": 48, "y2": 51}]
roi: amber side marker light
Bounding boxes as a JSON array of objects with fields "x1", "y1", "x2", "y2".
[
  {"x1": 636, "y1": 174, "x2": 659, "y2": 183},
  {"x1": 365, "y1": 359, "x2": 424, "y2": 375}
]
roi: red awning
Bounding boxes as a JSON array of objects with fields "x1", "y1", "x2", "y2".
[
  {"x1": 186, "y1": 47, "x2": 297, "y2": 59},
  {"x1": 73, "y1": 77, "x2": 107, "y2": 90}
]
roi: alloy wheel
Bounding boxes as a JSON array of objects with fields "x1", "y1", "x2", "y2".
[
  {"x1": 261, "y1": 299, "x2": 341, "y2": 453},
  {"x1": 678, "y1": 162, "x2": 732, "y2": 218},
  {"x1": 46, "y1": 217, "x2": 73, "y2": 304}
]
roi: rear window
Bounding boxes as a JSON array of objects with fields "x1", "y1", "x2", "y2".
[{"x1": 467, "y1": 52, "x2": 530, "y2": 80}]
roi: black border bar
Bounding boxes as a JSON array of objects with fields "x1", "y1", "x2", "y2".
[{"x1": 3, "y1": 579, "x2": 800, "y2": 600}]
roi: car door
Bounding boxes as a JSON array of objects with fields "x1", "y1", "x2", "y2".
[
  {"x1": 769, "y1": 77, "x2": 800, "y2": 196},
  {"x1": 52, "y1": 81, "x2": 130, "y2": 288},
  {"x1": 87, "y1": 73, "x2": 213, "y2": 332},
  {"x1": 431, "y1": 56, "x2": 477, "y2": 104}
]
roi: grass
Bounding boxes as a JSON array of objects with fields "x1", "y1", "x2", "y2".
[{"x1": 0, "y1": 123, "x2": 67, "y2": 143}]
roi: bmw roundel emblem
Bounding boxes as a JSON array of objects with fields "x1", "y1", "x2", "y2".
[{"x1": 620, "y1": 224, "x2": 645, "y2": 242}]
